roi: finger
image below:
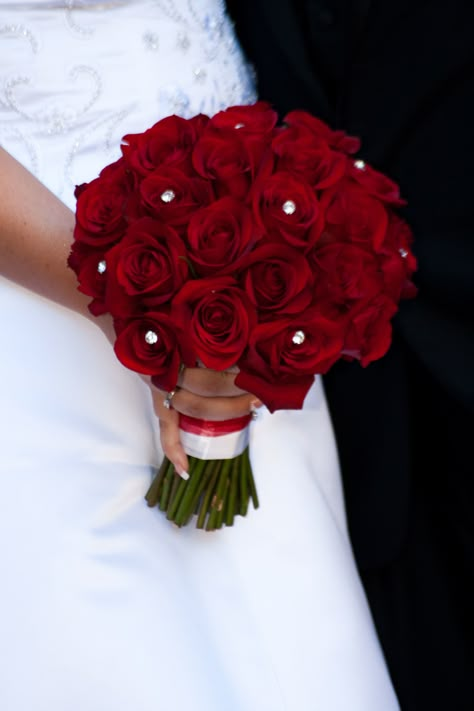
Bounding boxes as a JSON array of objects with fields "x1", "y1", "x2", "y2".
[
  {"x1": 151, "y1": 388, "x2": 189, "y2": 479},
  {"x1": 168, "y1": 389, "x2": 262, "y2": 421},
  {"x1": 178, "y1": 366, "x2": 248, "y2": 398}
]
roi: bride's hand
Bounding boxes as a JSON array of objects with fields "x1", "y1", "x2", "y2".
[{"x1": 151, "y1": 368, "x2": 261, "y2": 479}]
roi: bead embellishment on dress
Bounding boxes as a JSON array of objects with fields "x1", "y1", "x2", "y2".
[
  {"x1": 4, "y1": 65, "x2": 102, "y2": 135},
  {"x1": 66, "y1": 0, "x2": 94, "y2": 37},
  {"x1": 97, "y1": 259, "x2": 107, "y2": 274},
  {"x1": 0, "y1": 0, "x2": 257, "y2": 199},
  {"x1": 399, "y1": 248, "x2": 408, "y2": 258},
  {"x1": 64, "y1": 106, "x2": 134, "y2": 193},
  {"x1": 0, "y1": 126, "x2": 39, "y2": 176},
  {"x1": 292, "y1": 330, "x2": 306, "y2": 345},
  {"x1": 193, "y1": 67, "x2": 207, "y2": 83},
  {"x1": 176, "y1": 31, "x2": 191, "y2": 51},
  {"x1": 159, "y1": 87, "x2": 191, "y2": 117},
  {"x1": 282, "y1": 200, "x2": 296, "y2": 215},
  {"x1": 143, "y1": 31, "x2": 159, "y2": 50},
  {"x1": 160, "y1": 190, "x2": 176, "y2": 203},
  {"x1": 0, "y1": 24, "x2": 39, "y2": 53},
  {"x1": 354, "y1": 159, "x2": 366, "y2": 170},
  {"x1": 145, "y1": 330, "x2": 158, "y2": 345}
]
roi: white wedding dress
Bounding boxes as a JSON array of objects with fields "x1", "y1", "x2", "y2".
[{"x1": 0, "y1": 2, "x2": 399, "y2": 709}]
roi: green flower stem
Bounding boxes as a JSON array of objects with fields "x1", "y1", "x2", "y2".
[
  {"x1": 145, "y1": 458, "x2": 171, "y2": 507},
  {"x1": 239, "y1": 453, "x2": 249, "y2": 517},
  {"x1": 159, "y1": 465, "x2": 175, "y2": 511},
  {"x1": 145, "y1": 449, "x2": 259, "y2": 530},
  {"x1": 173, "y1": 457, "x2": 208, "y2": 526},
  {"x1": 206, "y1": 460, "x2": 231, "y2": 531},
  {"x1": 196, "y1": 465, "x2": 220, "y2": 529},
  {"x1": 215, "y1": 473, "x2": 231, "y2": 530},
  {"x1": 202, "y1": 465, "x2": 222, "y2": 531},
  {"x1": 182, "y1": 464, "x2": 217, "y2": 526},
  {"x1": 245, "y1": 449, "x2": 259, "y2": 510},
  {"x1": 167, "y1": 472, "x2": 191, "y2": 521},
  {"x1": 166, "y1": 473, "x2": 183, "y2": 519},
  {"x1": 225, "y1": 456, "x2": 240, "y2": 527}
]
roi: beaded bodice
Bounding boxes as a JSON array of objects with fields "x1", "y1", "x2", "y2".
[{"x1": 0, "y1": 0, "x2": 256, "y2": 206}]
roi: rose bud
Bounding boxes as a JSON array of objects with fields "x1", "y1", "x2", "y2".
[
  {"x1": 74, "y1": 175, "x2": 129, "y2": 247},
  {"x1": 114, "y1": 313, "x2": 182, "y2": 392},
  {"x1": 343, "y1": 295, "x2": 398, "y2": 366},
  {"x1": 187, "y1": 197, "x2": 257, "y2": 276},
  {"x1": 104, "y1": 218, "x2": 189, "y2": 318},
  {"x1": 121, "y1": 114, "x2": 204, "y2": 177},
  {"x1": 172, "y1": 276, "x2": 257, "y2": 371},
  {"x1": 253, "y1": 171, "x2": 323, "y2": 251},
  {"x1": 321, "y1": 180, "x2": 389, "y2": 251}
]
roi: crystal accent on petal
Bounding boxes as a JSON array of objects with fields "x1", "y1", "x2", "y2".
[
  {"x1": 145, "y1": 330, "x2": 159, "y2": 345},
  {"x1": 354, "y1": 159, "x2": 366, "y2": 170},
  {"x1": 292, "y1": 330, "x2": 306, "y2": 345},
  {"x1": 234, "y1": 122, "x2": 245, "y2": 129},
  {"x1": 160, "y1": 189, "x2": 176, "y2": 203},
  {"x1": 282, "y1": 200, "x2": 296, "y2": 215},
  {"x1": 399, "y1": 248, "x2": 408, "y2": 258},
  {"x1": 97, "y1": 259, "x2": 106, "y2": 274}
]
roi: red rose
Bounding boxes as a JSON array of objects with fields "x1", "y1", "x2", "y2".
[
  {"x1": 284, "y1": 110, "x2": 361, "y2": 155},
  {"x1": 246, "y1": 311, "x2": 343, "y2": 376},
  {"x1": 68, "y1": 238, "x2": 93, "y2": 276},
  {"x1": 74, "y1": 175, "x2": 129, "y2": 247},
  {"x1": 378, "y1": 213, "x2": 418, "y2": 301},
  {"x1": 209, "y1": 101, "x2": 278, "y2": 135},
  {"x1": 237, "y1": 311, "x2": 343, "y2": 411},
  {"x1": 136, "y1": 167, "x2": 214, "y2": 231},
  {"x1": 121, "y1": 114, "x2": 207, "y2": 177},
  {"x1": 310, "y1": 241, "x2": 383, "y2": 307},
  {"x1": 187, "y1": 113, "x2": 211, "y2": 138},
  {"x1": 239, "y1": 243, "x2": 314, "y2": 316},
  {"x1": 171, "y1": 276, "x2": 257, "y2": 370},
  {"x1": 343, "y1": 295, "x2": 398, "y2": 366},
  {"x1": 67, "y1": 242, "x2": 108, "y2": 316},
  {"x1": 192, "y1": 129, "x2": 268, "y2": 200},
  {"x1": 272, "y1": 126, "x2": 347, "y2": 189},
  {"x1": 253, "y1": 171, "x2": 323, "y2": 251},
  {"x1": 349, "y1": 159, "x2": 406, "y2": 206},
  {"x1": 114, "y1": 313, "x2": 182, "y2": 390},
  {"x1": 98, "y1": 155, "x2": 129, "y2": 182},
  {"x1": 322, "y1": 180, "x2": 389, "y2": 251},
  {"x1": 187, "y1": 197, "x2": 256, "y2": 276},
  {"x1": 236, "y1": 370, "x2": 315, "y2": 412},
  {"x1": 104, "y1": 218, "x2": 188, "y2": 317}
]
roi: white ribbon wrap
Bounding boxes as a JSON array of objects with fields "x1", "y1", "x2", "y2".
[{"x1": 179, "y1": 425, "x2": 250, "y2": 460}]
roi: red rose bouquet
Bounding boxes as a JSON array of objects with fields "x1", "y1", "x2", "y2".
[{"x1": 69, "y1": 102, "x2": 417, "y2": 530}]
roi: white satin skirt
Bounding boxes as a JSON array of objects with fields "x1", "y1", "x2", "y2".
[{"x1": 0, "y1": 1, "x2": 399, "y2": 708}]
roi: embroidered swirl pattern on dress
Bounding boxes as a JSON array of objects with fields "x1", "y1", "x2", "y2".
[{"x1": 0, "y1": 0, "x2": 257, "y2": 204}]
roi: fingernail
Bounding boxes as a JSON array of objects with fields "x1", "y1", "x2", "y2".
[
  {"x1": 178, "y1": 469, "x2": 190, "y2": 481},
  {"x1": 250, "y1": 400, "x2": 263, "y2": 421}
]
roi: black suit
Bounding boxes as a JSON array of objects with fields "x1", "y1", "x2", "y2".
[{"x1": 228, "y1": 1, "x2": 474, "y2": 708}]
